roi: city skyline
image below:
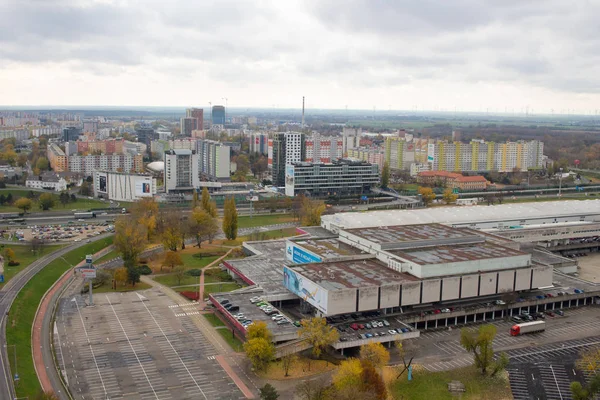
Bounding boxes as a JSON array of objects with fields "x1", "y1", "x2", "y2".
[{"x1": 1, "y1": 1, "x2": 600, "y2": 113}]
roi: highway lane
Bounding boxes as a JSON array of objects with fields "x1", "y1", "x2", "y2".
[{"x1": 0, "y1": 233, "x2": 113, "y2": 400}]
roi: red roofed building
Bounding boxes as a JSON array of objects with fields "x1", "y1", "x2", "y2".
[{"x1": 417, "y1": 170, "x2": 488, "y2": 191}]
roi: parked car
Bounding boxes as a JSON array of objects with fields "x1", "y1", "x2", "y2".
[
  {"x1": 382, "y1": 320, "x2": 390, "y2": 327},
  {"x1": 536, "y1": 295, "x2": 545, "y2": 300},
  {"x1": 556, "y1": 310, "x2": 564, "y2": 316},
  {"x1": 545, "y1": 311, "x2": 555, "y2": 317},
  {"x1": 574, "y1": 289, "x2": 584, "y2": 294},
  {"x1": 350, "y1": 323, "x2": 359, "y2": 331},
  {"x1": 495, "y1": 300, "x2": 506, "y2": 305},
  {"x1": 220, "y1": 299, "x2": 230, "y2": 305},
  {"x1": 388, "y1": 329, "x2": 397, "y2": 335}
]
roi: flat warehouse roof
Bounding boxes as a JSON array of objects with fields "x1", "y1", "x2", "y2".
[
  {"x1": 392, "y1": 243, "x2": 527, "y2": 265},
  {"x1": 291, "y1": 259, "x2": 418, "y2": 291},
  {"x1": 322, "y1": 200, "x2": 600, "y2": 229},
  {"x1": 292, "y1": 238, "x2": 363, "y2": 259},
  {"x1": 343, "y1": 223, "x2": 476, "y2": 245}
]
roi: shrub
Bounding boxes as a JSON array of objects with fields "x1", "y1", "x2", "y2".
[
  {"x1": 186, "y1": 269, "x2": 202, "y2": 276},
  {"x1": 179, "y1": 291, "x2": 199, "y2": 301},
  {"x1": 139, "y1": 259, "x2": 148, "y2": 264},
  {"x1": 136, "y1": 265, "x2": 152, "y2": 275},
  {"x1": 8, "y1": 260, "x2": 20, "y2": 266}
]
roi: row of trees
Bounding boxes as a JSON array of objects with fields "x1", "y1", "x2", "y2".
[{"x1": 113, "y1": 189, "x2": 228, "y2": 282}]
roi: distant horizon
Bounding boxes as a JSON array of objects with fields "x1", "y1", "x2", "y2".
[{"x1": 0, "y1": 105, "x2": 597, "y2": 118}]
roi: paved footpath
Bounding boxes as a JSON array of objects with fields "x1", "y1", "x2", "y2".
[{"x1": 32, "y1": 246, "x2": 111, "y2": 395}]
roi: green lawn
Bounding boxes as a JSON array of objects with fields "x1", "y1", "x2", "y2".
[
  {"x1": 6, "y1": 236, "x2": 114, "y2": 399},
  {"x1": 154, "y1": 274, "x2": 199, "y2": 287},
  {"x1": 93, "y1": 281, "x2": 152, "y2": 293},
  {"x1": 0, "y1": 244, "x2": 63, "y2": 288},
  {"x1": 180, "y1": 253, "x2": 221, "y2": 270},
  {"x1": 237, "y1": 214, "x2": 296, "y2": 229},
  {"x1": 0, "y1": 189, "x2": 110, "y2": 212},
  {"x1": 389, "y1": 366, "x2": 511, "y2": 400},
  {"x1": 94, "y1": 249, "x2": 118, "y2": 264},
  {"x1": 203, "y1": 313, "x2": 226, "y2": 327},
  {"x1": 216, "y1": 327, "x2": 244, "y2": 352}
]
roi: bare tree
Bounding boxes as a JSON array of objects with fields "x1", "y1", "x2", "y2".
[{"x1": 395, "y1": 339, "x2": 418, "y2": 379}]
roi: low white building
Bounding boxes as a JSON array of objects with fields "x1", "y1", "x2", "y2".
[
  {"x1": 25, "y1": 173, "x2": 67, "y2": 192},
  {"x1": 93, "y1": 170, "x2": 157, "y2": 202}
]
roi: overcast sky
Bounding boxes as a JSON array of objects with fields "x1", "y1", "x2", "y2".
[{"x1": 1, "y1": 0, "x2": 600, "y2": 113}]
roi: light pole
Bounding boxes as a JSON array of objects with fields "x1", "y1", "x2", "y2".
[{"x1": 559, "y1": 167, "x2": 563, "y2": 196}]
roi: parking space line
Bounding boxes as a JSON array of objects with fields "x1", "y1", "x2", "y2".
[
  {"x1": 72, "y1": 297, "x2": 109, "y2": 398},
  {"x1": 135, "y1": 293, "x2": 209, "y2": 400},
  {"x1": 106, "y1": 294, "x2": 159, "y2": 400}
]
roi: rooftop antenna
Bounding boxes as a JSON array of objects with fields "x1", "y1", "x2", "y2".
[{"x1": 302, "y1": 96, "x2": 305, "y2": 128}]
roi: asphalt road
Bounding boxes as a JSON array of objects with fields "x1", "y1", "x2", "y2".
[{"x1": 0, "y1": 233, "x2": 113, "y2": 400}]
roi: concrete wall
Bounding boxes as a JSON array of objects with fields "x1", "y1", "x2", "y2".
[
  {"x1": 461, "y1": 275, "x2": 478, "y2": 298},
  {"x1": 479, "y1": 272, "x2": 497, "y2": 296},
  {"x1": 380, "y1": 284, "x2": 400, "y2": 308},
  {"x1": 327, "y1": 289, "x2": 357, "y2": 315},
  {"x1": 441, "y1": 277, "x2": 460, "y2": 300},
  {"x1": 401, "y1": 282, "x2": 421, "y2": 305},
  {"x1": 497, "y1": 270, "x2": 515, "y2": 292},
  {"x1": 515, "y1": 268, "x2": 532, "y2": 291},
  {"x1": 531, "y1": 266, "x2": 553, "y2": 288},
  {"x1": 358, "y1": 286, "x2": 379, "y2": 311},
  {"x1": 417, "y1": 254, "x2": 531, "y2": 279},
  {"x1": 421, "y1": 279, "x2": 441, "y2": 303}
]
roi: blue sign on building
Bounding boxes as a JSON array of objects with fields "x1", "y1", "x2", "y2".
[
  {"x1": 0, "y1": 274, "x2": 4, "y2": 283},
  {"x1": 289, "y1": 245, "x2": 321, "y2": 264}
]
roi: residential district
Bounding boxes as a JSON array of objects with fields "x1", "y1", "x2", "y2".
[{"x1": 0, "y1": 107, "x2": 599, "y2": 400}]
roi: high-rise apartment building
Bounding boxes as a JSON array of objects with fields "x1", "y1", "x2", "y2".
[
  {"x1": 248, "y1": 132, "x2": 269, "y2": 154},
  {"x1": 180, "y1": 117, "x2": 199, "y2": 136},
  {"x1": 164, "y1": 149, "x2": 200, "y2": 193},
  {"x1": 384, "y1": 137, "x2": 544, "y2": 173},
  {"x1": 48, "y1": 143, "x2": 68, "y2": 172},
  {"x1": 347, "y1": 147, "x2": 386, "y2": 169},
  {"x1": 136, "y1": 127, "x2": 156, "y2": 153},
  {"x1": 197, "y1": 139, "x2": 231, "y2": 181},
  {"x1": 63, "y1": 126, "x2": 81, "y2": 142},
  {"x1": 212, "y1": 105, "x2": 226, "y2": 125},
  {"x1": 83, "y1": 121, "x2": 98, "y2": 133},
  {"x1": 270, "y1": 132, "x2": 306, "y2": 187},
  {"x1": 186, "y1": 108, "x2": 204, "y2": 130},
  {"x1": 305, "y1": 134, "x2": 343, "y2": 163},
  {"x1": 342, "y1": 127, "x2": 361, "y2": 156}
]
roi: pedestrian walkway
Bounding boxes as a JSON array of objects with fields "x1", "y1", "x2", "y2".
[{"x1": 32, "y1": 246, "x2": 110, "y2": 395}]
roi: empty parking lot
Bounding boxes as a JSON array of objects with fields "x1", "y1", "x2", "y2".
[{"x1": 54, "y1": 287, "x2": 245, "y2": 400}]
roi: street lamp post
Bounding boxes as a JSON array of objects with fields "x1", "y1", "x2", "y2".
[{"x1": 559, "y1": 167, "x2": 563, "y2": 196}]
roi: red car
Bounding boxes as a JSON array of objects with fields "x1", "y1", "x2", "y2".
[
  {"x1": 350, "y1": 323, "x2": 359, "y2": 331},
  {"x1": 434, "y1": 309, "x2": 441, "y2": 314},
  {"x1": 358, "y1": 324, "x2": 365, "y2": 329}
]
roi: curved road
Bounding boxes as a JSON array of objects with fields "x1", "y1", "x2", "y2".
[{"x1": 0, "y1": 233, "x2": 113, "y2": 400}]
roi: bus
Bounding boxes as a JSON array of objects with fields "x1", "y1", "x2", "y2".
[{"x1": 74, "y1": 212, "x2": 97, "y2": 219}]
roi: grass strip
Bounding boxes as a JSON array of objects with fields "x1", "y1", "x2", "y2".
[{"x1": 6, "y1": 236, "x2": 113, "y2": 398}]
